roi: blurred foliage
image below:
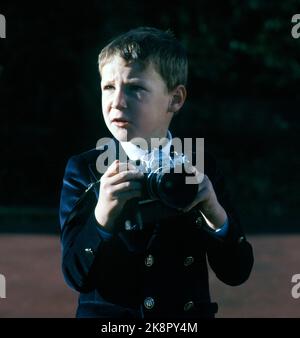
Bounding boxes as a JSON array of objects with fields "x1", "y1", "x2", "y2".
[
  {"x1": 0, "y1": 0, "x2": 299, "y2": 232},
  {"x1": 145, "y1": 0, "x2": 300, "y2": 98}
]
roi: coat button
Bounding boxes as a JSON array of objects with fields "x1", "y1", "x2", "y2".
[
  {"x1": 84, "y1": 248, "x2": 94, "y2": 255},
  {"x1": 184, "y1": 256, "x2": 194, "y2": 267},
  {"x1": 125, "y1": 220, "x2": 137, "y2": 231},
  {"x1": 144, "y1": 297, "x2": 155, "y2": 310},
  {"x1": 238, "y1": 236, "x2": 245, "y2": 244},
  {"x1": 145, "y1": 254, "x2": 154, "y2": 267},
  {"x1": 184, "y1": 300, "x2": 194, "y2": 312},
  {"x1": 195, "y1": 216, "x2": 202, "y2": 226}
]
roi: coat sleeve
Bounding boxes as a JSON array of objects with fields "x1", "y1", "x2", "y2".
[
  {"x1": 201, "y1": 155, "x2": 254, "y2": 286},
  {"x1": 59, "y1": 154, "x2": 110, "y2": 292}
]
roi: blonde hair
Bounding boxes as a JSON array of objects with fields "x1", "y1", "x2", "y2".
[{"x1": 98, "y1": 27, "x2": 188, "y2": 91}]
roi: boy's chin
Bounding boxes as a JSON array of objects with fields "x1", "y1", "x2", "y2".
[
  {"x1": 110, "y1": 129, "x2": 136, "y2": 143},
  {"x1": 109, "y1": 126, "x2": 155, "y2": 144}
]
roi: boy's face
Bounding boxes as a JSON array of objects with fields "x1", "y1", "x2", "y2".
[{"x1": 101, "y1": 55, "x2": 174, "y2": 145}]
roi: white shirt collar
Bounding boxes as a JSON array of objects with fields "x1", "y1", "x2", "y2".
[{"x1": 120, "y1": 130, "x2": 172, "y2": 161}]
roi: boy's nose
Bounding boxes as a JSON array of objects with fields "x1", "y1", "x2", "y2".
[{"x1": 112, "y1": 89, "x2": 127, "y2": 109}]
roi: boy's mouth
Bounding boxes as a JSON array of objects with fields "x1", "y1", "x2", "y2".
[{"x1": 111, "y1": 117, "x2": 130, "y2": 127}]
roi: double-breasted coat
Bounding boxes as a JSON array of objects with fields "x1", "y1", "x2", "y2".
[{"x1": 59, "y1": 140, "x2": 253, "y2": 318}]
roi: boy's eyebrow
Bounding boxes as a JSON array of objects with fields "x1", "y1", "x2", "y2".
[
  {"x1": 101, "y1": 78, "x2": 148, "y2": 86},
  {"x1": 125, "y1": 78, "x2": 148, "y2": 85}
]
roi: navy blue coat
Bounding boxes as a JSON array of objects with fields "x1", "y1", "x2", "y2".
[{"x1": 59, "y1": 142, "x2": 253, "y2": 318}]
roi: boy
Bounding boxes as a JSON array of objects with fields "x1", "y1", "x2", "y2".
[{"x1": 59, "y1": 27, "x2": 253, "y2": 318}]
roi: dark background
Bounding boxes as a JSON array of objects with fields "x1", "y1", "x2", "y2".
[{"x1": 0, "y1": 0, "x2": 299, "y2": 233}]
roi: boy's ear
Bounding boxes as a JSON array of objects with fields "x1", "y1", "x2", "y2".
[{"x1": 168, "y1": 85, "x2": 187, "y2": 114}]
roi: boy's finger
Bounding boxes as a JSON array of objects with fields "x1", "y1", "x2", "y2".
[
  {"x1": 103, "y1": 160, "x2": 120, "y2": 177},
  {"x1": 109, "y1": 169, "x2": 144, "y2": 185},
  {"x1": 196, "y1": 172, "x2": 205, "y2": 185},
  {"x1": 185, "y1": 165, "x2": 197, "y2": 174},
  {"x1": 111, "y1": 181, "x2": 142, "y2": 194},
  {"x1": 189, "y1": 167, "x2": 205, "y2": 185},
  {"x1": 117, "y1": 189, "x2": 143, "y2": 201},
  {"x1": 127, "y1": 162, "x2": 137, "y2": 170},
  {"x1": 105, "y1": 161, "x2": 137, "y2": 177}
]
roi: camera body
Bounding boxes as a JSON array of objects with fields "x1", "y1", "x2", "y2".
[{"x1": 138, "y1": 150, "x2": 199, "y2": 209}]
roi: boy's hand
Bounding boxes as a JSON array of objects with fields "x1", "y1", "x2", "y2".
[
  {"x1": 94, "y1": 160, "x2": 144, "y2": 231},
  {"x1": 182, "y1": 167, "x2": 228, "y2": 230}
]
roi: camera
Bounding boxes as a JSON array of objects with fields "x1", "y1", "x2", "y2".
[{"x1": 138, "y1": 150, "x2": 199, "y2": 209}]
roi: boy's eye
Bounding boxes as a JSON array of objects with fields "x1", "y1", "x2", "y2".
[
  {"x1": 129, "y1": 85, "x2": 144, "y2": 91},
  {"x1": 103, "y1": 85, "x2": 114, "y2": 90}
]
